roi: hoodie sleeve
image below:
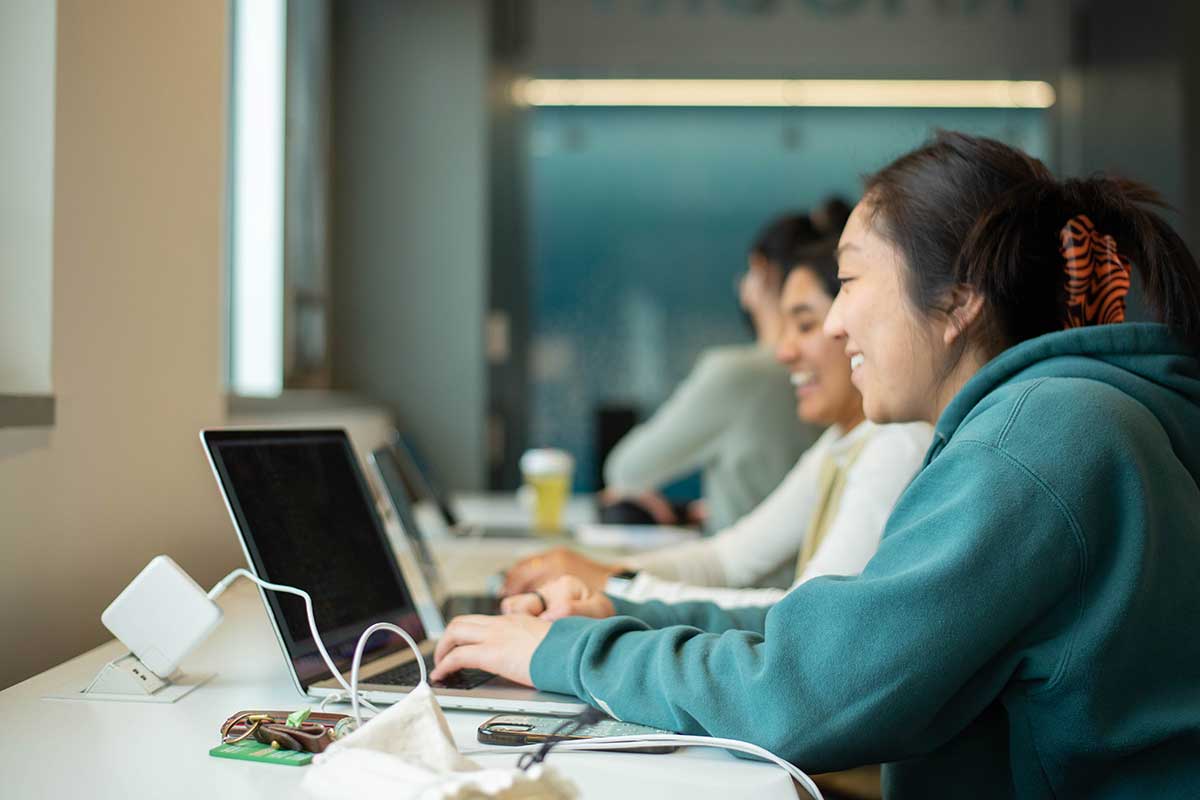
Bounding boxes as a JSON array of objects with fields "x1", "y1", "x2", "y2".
[
  {"x1": 530, "y1": 439, "x2": 1083, "y2": 772},
  {"x1": 607, "y1": 594, "x2": 771, "y2": 634}
]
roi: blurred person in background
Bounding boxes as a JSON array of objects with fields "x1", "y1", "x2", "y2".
[{"x1": 600, "y1": 201, "x2": 851, "y2": 532}]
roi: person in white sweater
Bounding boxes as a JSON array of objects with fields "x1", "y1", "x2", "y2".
[
  {"x1": 600, "y1": 211, "x2": 830, "y2": 531},
  {"x1": 502, "y1": 240, "x2": 932, "y2": 609}
]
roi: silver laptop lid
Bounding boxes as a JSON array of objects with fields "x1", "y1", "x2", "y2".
[
  {"x1": 201, "y1": 428, "x2": 428, "y2": 692},
  {"x1": 370, "y1": 446, "x2": 448, "y2": 606}
]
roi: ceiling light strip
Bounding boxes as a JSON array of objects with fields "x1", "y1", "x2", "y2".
[{"x1": 513, "y1": 79, "x2": 1056, "y2": 109}]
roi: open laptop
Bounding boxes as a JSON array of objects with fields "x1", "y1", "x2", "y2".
[
  {"x1": 201, "y1": 428, "x2": 588, "y2": 715},
  {"x1": 370, "y1": 445, "x2": 501, "y2": 621},
  {"x1": 389, "y1": 432, "x2": 568, "y2": 539}
]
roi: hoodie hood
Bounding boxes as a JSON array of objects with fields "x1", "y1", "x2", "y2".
[{"x1": 928, "y1": 323, "x2": 1200, "y2": 469}]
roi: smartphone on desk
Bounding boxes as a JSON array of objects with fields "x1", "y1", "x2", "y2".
[{"x1": 478, "y1": 713, "x2": 678, "y2": 753}]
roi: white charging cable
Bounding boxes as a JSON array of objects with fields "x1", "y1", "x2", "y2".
[
  {"x1": 348, "y1": 622, "x2": 426, "y2": 726},
  {"x1": 207, "y1": 569, "x2": 426, "y2": 724},
  {"x1": 461, "y1": 735, "x2": 824, "y2": 800}
]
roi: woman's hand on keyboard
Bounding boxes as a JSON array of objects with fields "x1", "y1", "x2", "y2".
[
  {"x1": 430, "y1": 613, "x2": 550, "y2": 687},
  {"x1": 501, "y1": 575, "x2": 615, "y2": 621}
]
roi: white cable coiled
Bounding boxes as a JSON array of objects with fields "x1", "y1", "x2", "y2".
[{"x1": 348, "y1": 622, "x2": 426, "y2": 726}]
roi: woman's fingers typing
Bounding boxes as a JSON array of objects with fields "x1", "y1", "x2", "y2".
[
  {"x1": 430, "y1": 613, "x2": 551, "y2": 686},
  {"x1": 432, "y1": 614, "x2": 489, "y2": 665}
]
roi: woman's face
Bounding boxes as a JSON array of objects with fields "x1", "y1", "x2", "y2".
[
  {"x1": 775, "y1": 266, "x2": 862, "y2": 428},
  {"x1": 823, "y1": 200, "x2": 949, "y2": 424}
]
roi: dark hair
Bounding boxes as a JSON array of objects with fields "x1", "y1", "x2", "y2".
[
  {"x1": 749, "y1": 213, "x2": 821, "y2": 269},
  {"x1": 864, "y1": 131, "x2": 1200, "y2": 352},
  {"x1": 786, "y1": 239, "x2": 841, "y2": 300},
  {"x1": 811, "y1": 196, "x2": 853, "y2": 240}
]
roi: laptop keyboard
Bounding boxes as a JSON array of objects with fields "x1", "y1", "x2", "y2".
[
  {"x1": 369, "y1": 656, "x2": 494, "y2": 691},
  {"x1": 444, "y1": 595, "x2": 502, "y2": 618}
]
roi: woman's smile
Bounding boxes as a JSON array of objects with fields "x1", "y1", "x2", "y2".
[{"x1": 790, "y1": 369, "x2": 817, "y2": 397}]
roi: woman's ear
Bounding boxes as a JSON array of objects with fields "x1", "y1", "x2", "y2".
[
  {"x1": 742, "y1": 260, "x2": 782, "y2": 312},
  {"x1": 747, "y1": 259, "x2": 783, "y2": 296},
  {"x1": 761, "y1": 262, "x2": 784, "y2": 293},
  {"x1": 942, "y1": 285, "x2": 985, "y2": 347}
]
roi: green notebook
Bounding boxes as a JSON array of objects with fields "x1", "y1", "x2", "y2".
[{"x1": 209, "y1": 739, "x2": 314, "y2": 766}]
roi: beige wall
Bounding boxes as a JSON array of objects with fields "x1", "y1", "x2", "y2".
[{"x1": 0, "y1": 0, "x2": 237, "y2": 689}]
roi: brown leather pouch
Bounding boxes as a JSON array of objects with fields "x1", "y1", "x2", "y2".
[{"x1": 220, "y1": 710, "x2": 350, "y2": 753}]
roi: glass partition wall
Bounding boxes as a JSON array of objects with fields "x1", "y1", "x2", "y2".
[{"x1": 520, "y1": 106, "x2": 1050, "y2": 490}]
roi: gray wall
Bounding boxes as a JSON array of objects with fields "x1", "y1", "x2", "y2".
[
  {"x1": 1074, "y1": 0, "x2": 1191, "y2": 237},
  {"x1": 1181, "y1": 0, "x2": 1200, "y2": 251},
  {"x1": 487, "y1": 1, "x2": 534, "y2": 489},
  {"x1": 1069, "y1": 0, "x2": 1199, "y2": 325},
  {"x1": 331, "y1": 0, "x2": 489, "y2": 490},
  {"x1": 524, "y1": 0, "x2": 1071, "y2": 77}
]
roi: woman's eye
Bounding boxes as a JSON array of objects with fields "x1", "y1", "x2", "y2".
[{"x1": 798, "y1": 323, "x2": 817, "y2": 334}]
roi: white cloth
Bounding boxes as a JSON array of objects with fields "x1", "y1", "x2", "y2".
[
  {"x1": 617, "y1": 421, "x2": 932, "y2": 607},
  {"x1": 302, "y1": 683, "x2": 577, "y2": 800}
]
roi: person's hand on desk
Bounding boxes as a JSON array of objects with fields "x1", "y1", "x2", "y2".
[
  {"x1": 501, "y1": 575, "x2": 616, "y2": 621},
  {"x1": 502, "y1": 547, "x2": 622, "y2": 595},
  {"x1": 599, "y1": 488, "x2": 680, "y2": 525},
  {"x1": 430, "y1": 614, "x2": 549, "y2": 687}
]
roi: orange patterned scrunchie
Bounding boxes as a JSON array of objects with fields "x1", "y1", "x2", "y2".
[{"x1": 1059, "y1": 214, "x2": 1131, "y2": 329}]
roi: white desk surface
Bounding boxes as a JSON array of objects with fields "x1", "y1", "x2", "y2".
[{"x1": 2, "y1": 581, "x2": 797, "y2": 798}]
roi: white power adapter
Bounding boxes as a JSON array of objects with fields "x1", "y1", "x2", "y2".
[{"x1": 101, "y1": 555, "x2": 223, "y2": 679}]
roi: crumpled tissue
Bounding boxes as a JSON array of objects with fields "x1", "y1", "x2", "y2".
[{"x1": 301, "y1": 683, "x2": 577, "y2": 800}]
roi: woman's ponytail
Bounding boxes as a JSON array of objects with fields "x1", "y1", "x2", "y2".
[
  {"x1": 866, "y1": 131, "x2": 1200, "y2": 353},
  {"x1": 955, "y1": 174, "x2": 1200, "y2": 351},
  {"x1": 1059, "y1": 177, "x2": 1200, "y2": 350}
]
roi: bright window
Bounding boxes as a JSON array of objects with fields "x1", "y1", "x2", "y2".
[
  {"x1": 0, "y1": 0, "x2": 56, "y2": 406},
  {"x1": 228, "y1": 0, "x2": 286, "y2": 396}
]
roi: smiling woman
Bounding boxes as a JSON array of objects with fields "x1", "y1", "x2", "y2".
[
  {"x1": 826, "y1": 205, "x2": 980, "y2": 424},
  {"x1": 776, "y1": 243, "x2": 863, "y2": 434},
  {"x1": 826, "y1": 131, "x2": 1200, "y2": 425},
  {"x1": 435, "y1": 132, "x2": 1200, "y2": 798}
]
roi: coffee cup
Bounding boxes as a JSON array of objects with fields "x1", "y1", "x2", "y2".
[{"x1": 518, "y1": 449, "x2": 574, "y2": 533}]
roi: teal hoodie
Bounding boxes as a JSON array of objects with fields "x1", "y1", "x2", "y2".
[{"x1": 530, "y1": 323, "x2": 1200, "y2": 798}]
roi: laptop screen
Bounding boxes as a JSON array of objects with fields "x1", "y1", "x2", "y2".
[
  {"x1": 371, "y1": 447, "x2": 445, "y2": 602},
  {"x1": 390, "y1": 432, "x2": 460, "y2": 527},
  {"x1": 203, "y1": 429, "x2": 426, "y2": 688}
]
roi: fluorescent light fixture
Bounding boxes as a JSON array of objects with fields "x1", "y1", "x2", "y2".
[
  {"x1": 230, "y1": 0, "x2": 286, "y2": 397},
  {"x1": 513, "y1": 79, "x2": 1056, "y2": 109}
]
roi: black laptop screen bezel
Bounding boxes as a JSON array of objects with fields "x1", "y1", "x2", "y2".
[
  {"x1": 390, "y1": 432, "x2": 460, "y2": 527},
  {"x1": 203, "y1": 428, "x2": 427, "y2": 689}
]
